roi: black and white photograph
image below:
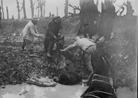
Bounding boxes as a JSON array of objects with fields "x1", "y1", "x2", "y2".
[{"x1": 0, "y1": 0, "x2": 137, "y2": 98}]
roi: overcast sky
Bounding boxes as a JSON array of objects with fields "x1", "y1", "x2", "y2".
[{"x1": 1, "y1": 0, "x2": 137, "y2": 19}]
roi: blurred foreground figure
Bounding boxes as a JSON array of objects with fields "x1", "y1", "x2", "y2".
[
  {"x1": 61, "y1": 34, "x2": 96, "y2": 79},
  {"x1": 21, "y1": 17, "x2": 43, "y2": 51},
  {"x1": 44, "y1": 16, "x2": 64, "y2": 57},
  {"x1": 81, "y1": 49, "x2": 116, "y2": 98}
]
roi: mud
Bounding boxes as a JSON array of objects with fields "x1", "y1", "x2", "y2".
[
  {"x1": 0, "y1": 84, "x2": 137, "y2": 98},
  {"x1": 0, "y1": 84, "x2": 87, "y2": 98}
]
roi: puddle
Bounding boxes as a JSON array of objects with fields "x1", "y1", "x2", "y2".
[
  {"x1": 0, "y1": 84, "x2": 87, "y2": 98},
  {"x1": 0, "y1": 84, "x2": 137, "y2": 98}
]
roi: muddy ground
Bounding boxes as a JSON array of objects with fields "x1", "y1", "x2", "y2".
[{"x1": 0, "y1": 16, "x2": 137, "y2": 98}]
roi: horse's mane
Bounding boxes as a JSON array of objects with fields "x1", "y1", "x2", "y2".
[{"x1": 91, "y1": 46, "x2": 110, "y2": 77}]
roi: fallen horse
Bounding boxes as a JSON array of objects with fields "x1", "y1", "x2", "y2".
[{"x1": 53, "y1": 70, "x2": 82, "y2": 85}]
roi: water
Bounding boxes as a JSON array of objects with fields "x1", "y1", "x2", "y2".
[
  {"x1": 0, "y1": 84, "x2": 87, "y2": 98},
  {"x1": 0, "y1": 84, "x2": 137, "y2": 98}
]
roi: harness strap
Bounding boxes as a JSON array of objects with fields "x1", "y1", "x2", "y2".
[
  {"x1": 93, "y1": 74, "x2": 109, "y2": 80},
  {"x1": 84, "y1": 93, "x2": 100, "y2": 98},
  {"x1": 88, "y1": 90, "x2": 114, "y2": 96},
  {"x1": 92, "y1": 79, "x2": 110, "y2": 85}
]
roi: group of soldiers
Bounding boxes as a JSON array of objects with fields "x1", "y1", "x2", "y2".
[
  {"x1": 21, "y1": 0, "x2": 116, "y2": 82},
  {"x1": 21, "y1": 16, "x2": 96, "y2": 80}
]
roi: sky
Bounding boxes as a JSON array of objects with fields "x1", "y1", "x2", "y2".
[{"x1": 1, "y1": 0, "x2": 137, "y2": 19}]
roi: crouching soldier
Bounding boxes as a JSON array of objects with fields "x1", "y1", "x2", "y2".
[
  {"x1": 21, "y1": 17, "x2": 43, "y2": 51},
  {"x1": 44, "y1": 16, "x2": 64, "y2": 57},
  {"x1": 61, "y1": 34, "x2": 96, "y2": 80}
]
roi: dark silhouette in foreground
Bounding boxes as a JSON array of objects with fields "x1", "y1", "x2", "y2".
[{"x1": 81, "y1": 47, "x2": 116, "y2": 98}]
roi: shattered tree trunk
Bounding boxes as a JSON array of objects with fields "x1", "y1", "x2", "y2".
[
  {"x1": 43, "y1": 0, "x2": 46, "y2": 17},
  {"x1": 1, "y1": 0, "x2": 4, "y2": 19},
  {"x1": 16, "y1": 0, "x2": 22, "y2": 19},
  {"x1": 49, "y1": 12, "x2": 51, "y2": 17},
  {"x1": 56, "y1": 7, "x2": 58, "y2": 16},
  {"x1": 98, "y1": 0, "x2": 116, "y2": 40},
  {"x1": 43, "y1": 1, "x2": 46, "y2": 17},
  {"x1": 126, "y1": 1, "x2": 134, "y2": 17},
  {"x1": 40, "y1": 0, "x2": 43, "y2": 18},
  {"x1": 64, "y1": 0, "x2": 68, "y2": 18},
  {"x1": 0, "y1": 6, "x2": 2, "y2": 29},
  {"x1": 30, "y1": 0, "x2": 34, "y2": 18},
  {"x1": 37, "y1": 0, "x2": 40, "y2": 17},
  {"x1": 68, "y1": 4, "x2": 80, "y2": 17},
  {"x1": 6, "y1": 6, "x2": 9, "y2": 19},
  {"x1": 22, "y1": 0, "x2": 27, "y2": 19},
  {"x1": 37, "y1": 0, "x2": 46, "y2": 18},
  {"x1": 12, "y1": 15, "x2": 14, "y2": 19},
  {"x1": 79, "y1": 0, "x2": 99, "y2": 38}
]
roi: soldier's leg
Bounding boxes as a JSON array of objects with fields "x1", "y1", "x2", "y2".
[
  {"x1": 21, "y1": 39, "x2": 26, "y2": 50},
  {"x1": 25, "y1": 39, "x2": 33, "y2": 51},
  {"x1": 84, "y1": 45, "x2": 96, "y2": 75},
  {"x1": 84, "y1": 53, "x2": 93, "y2": 74},
  {"x1": 47, "y1": 40, "x2": 54, "y2": 57},
  {"x1": 44, "y1": 37, "x2": 50, "y2": 53}
]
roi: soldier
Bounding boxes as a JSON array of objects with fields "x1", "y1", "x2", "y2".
[
  {"x1": 61, "y1": 34, "x2": 96, "y2": 79},
  {"x1": 44, "y1": 16, "x2": 64, "y2": 57},
  {"x1": 21, "y1": 17, "x2": 43, "y2": 51}
]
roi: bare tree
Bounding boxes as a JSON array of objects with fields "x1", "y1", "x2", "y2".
[
  {"x1": 37, "y1": 0, "x2": 40, "y2": 17},
  {"x1": 125, "y1": 0, "x2": 134, "y2": 16},
  {"x1": 1, "y1": 0, "x2": 4, "y2": 19},
  {"x1": 0, "y1": 6, "x2": 2, "y2": 29},
  {"x1": 16, "y1": 0, "x2": 22, "y2": 19},
  {"x1": 64, "y1": 0, "x2": 68, "y2": 18},
  {"x1": 98, "y1": 0, "x2": 116, "y2": 40},
  {"x1": 68, "y1": 4, "x2": 80, "y2": 16},
  {"x1": 6, "y1": 6, "x2": 9, "y2": 19},
  {"x1": 43, "y1": 1, "x2": 46, "y2": 17},
  {"x1": 36, "y1": 0, "x2": 46, "y2": 18},
  {"x1": 49, "y1": 12, "x2": 51, "y2": 17},
  {"x1": 40, "y1": 0, "x2": 43, "y2": 18},
  {"x1": 70, "y1": 5, "x2": 76, "y2": 15},
  {"x1": 79, "y1": 0, "x2": 99, "y2": 38},
  {"x1": 22, "y1": 0, "x2": 27, "y2": 19},
  {"x1": 56, "y1": 7, "x2": 58, "y2": 16},
  {"x1": 12, "y1": 15, "x2": 14, "y2": 19},
  {"x1": 30, "y1": 0, "x2": 35, "y2": 18}
]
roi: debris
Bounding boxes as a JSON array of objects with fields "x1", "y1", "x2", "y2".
[{"x1": 19, "y1": 90, "x2": 28, "y2": 96}]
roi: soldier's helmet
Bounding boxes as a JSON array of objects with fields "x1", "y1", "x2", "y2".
[
  {"x1": 53, "y1": 16, "x2": 61, "y2": 23},
  {"x1": 32, "y1": 15, "x2": 40, "y2": 22}
]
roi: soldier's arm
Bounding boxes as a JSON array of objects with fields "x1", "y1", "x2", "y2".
[
  {"x1": 35, "y1": 25, "x2": 39, "y2": 34},
  {"x1": 62, "y1": 41, "x2": 77, "y2": 51},
  {"x1": 30, "y1": 25, "x2": 40, "y2": 37}
]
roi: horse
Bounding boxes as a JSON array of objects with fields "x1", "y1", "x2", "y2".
[{"x1": 81, "y1": 45, "x2": 116, "y2": 98}]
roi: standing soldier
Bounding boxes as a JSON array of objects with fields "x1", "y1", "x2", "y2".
[
  {"x1": 21, "y1": 17, "x2": 43, "y2": 51},
  {"x1": 44, "y1": 16, "x2": 64, "y2": 57}
]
